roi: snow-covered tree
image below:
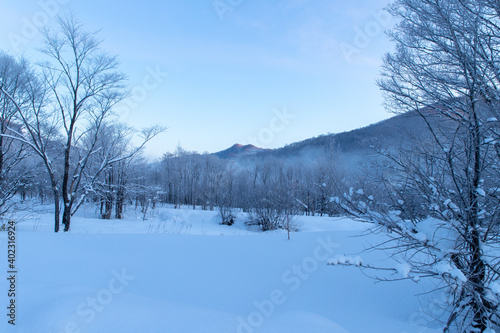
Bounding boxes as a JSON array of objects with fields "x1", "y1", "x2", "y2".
[
  {"x1": 0, "y1": 15, "x2": 163, "y2": 232},
  {"x1": 0, "y1": 52, "x2": 37, "y2": 217},
  {"x1": 334, "y1": 0, "x2": 500, "y2": 331}
]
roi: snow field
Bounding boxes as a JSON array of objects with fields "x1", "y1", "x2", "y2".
[{"x1": 0, "y1": 205, "x2": 443, "y2": 332}]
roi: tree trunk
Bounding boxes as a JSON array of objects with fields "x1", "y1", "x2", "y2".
[
  {"x1": 47, "y1": 170, "x2": 61, "y2": 232},
  {"x1": 469, "y1": 104, "x2": 488, "y2": 332},
  {"x1": 62, "y1": 202, "x2": 71, "y2": 232},
  {"x1": 102, "y1": 198, "x2": 112, "y2": 219},
  {"x1": 102, "y1": 167, "x2": 114, "y2": 219},
  {"x1": 471, "y1": 229, "x2": 487, "y2": 332},
  {"x1": 53, "y1": 191, "x2": 60, "y2": 233},
  {"x1": 114, "y1": 162, "x2": 126, "y2": 219},
  {"x1": 0, "y1": 127, "x2": 4, "y2": 184},
  {"x1": 115, "y1": 193, "x2": 124, "y2": 219},
  {"x1": 54, "y1": 197, "x2": 61, "y2": 232}
]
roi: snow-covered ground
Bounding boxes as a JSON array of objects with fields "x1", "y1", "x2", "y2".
[{"x1": 0, "y1": 203, "x2": 443, "y2": 333}]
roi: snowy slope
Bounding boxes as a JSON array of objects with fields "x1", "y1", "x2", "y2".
[{"x1": 0, "y1": 205, "x2": 442, "y2": 333}]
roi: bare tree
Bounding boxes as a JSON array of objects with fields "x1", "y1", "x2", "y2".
[
  {"x1": 332, "y1": 0, "x2": 500, "y2": 331},
  {"x1": 247, "y1": 158, "x2": 299, "y2": 231},
  {"x1": 37, "y1": 16, "x2": 128, "y2": 231},
  {"x1": 0, "y1": 53, "x2": 36, "y2": 217},
  {"x1": 0, "y1": 16, "x2": 163, "y2": 232},
  {"x1": 89, "y1": 123, "x2": 140, "y2": 220},
  {"x1": 215, "y1": 164, "x2": 236, "y2": 226},
  {"x1": 0, "y1": 55, "x2": 65, "y2": 232}
]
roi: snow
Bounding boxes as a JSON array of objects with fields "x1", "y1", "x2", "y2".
[
  {"x1": 358, "y1": 201, "x2": 367, "y2": 210},
  {"x1": 391, "y1": 210, "x2": 402, "y2": 216},
  {"x1": 484, "y1": 137, "x2": 496, "y2": 145},
  {"x1": 414, "y1": 232, "x2": 428, "y2": 243},
  {"x1": 396, "y1": 263, "x2": 411, "y2": 278},
  {"x1": 443, "y1": 199, "x2": 460, "y2": 213},
  {"x1": 0, "y1": 203, "x2": 443, "y2": 333},
  {"x1": 327, "y1": 255, "x2": 363, "y2": 266},
  {"x1": 490, "y1": 282, "x2": 500, "y2": 295},
  {"x1": 434, "y1": 263, "x2": 467, "y2": 283},
  {"x1": 415, "y1": 218, "x2": 458, "y2": 255}
]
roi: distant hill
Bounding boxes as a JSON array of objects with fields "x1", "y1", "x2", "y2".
[
  {"x1": 268, "y1": 111, "x2": 436, "y2": 158},
  {"x1": 214, "y1": 144, "x2": 271, "y2": 159},
  {"x1": 214, "y1": 110, "x2": 455, "y2": 164}
]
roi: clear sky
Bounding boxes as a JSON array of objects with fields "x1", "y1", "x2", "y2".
[{"x1": 0, "y1": 0, "x2": 394, "y2": 158}]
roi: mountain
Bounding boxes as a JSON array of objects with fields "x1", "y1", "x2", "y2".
[
  {"x1": 215, "y1": 110, "x2": 455, "y2": 164},
  {"x1": 214, "y1": 144, "x2": 271, "y2": 159},
  {"x1": 268, "y1": 111, "x2": 436, "y2": 158}
]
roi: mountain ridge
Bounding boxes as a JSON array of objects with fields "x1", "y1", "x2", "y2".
[{"x1": 213, "y1": 110, "x2": 440, "y2": 161}]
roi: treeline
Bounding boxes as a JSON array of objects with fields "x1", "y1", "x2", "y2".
[{"x1": 88, "y1": 144, "x2": 367, "y2": 231}]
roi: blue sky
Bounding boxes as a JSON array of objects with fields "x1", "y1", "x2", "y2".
[{"x1": 0, "y1": 0, "x2": 394, "y2": 158}]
